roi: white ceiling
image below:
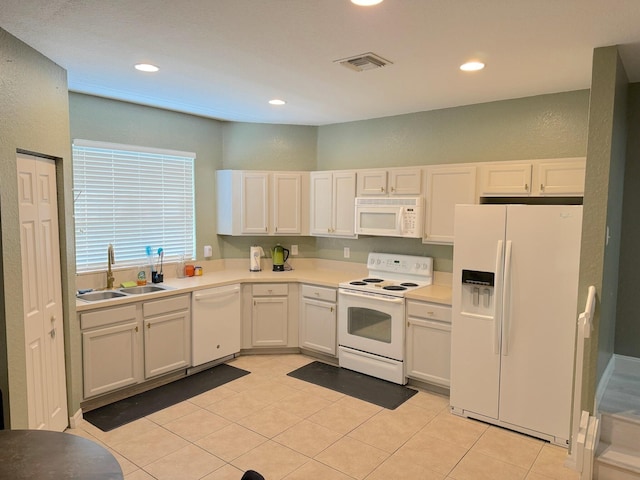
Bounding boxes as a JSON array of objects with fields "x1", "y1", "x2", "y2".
[{"x1": 3, "y1": 0, "x2": 640, "y2": 126}]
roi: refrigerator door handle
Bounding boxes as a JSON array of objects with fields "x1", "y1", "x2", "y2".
[
  {"x1": 494, "y1": 240, "x2": 504, "y2": 355},
  {"x1": 502, "y1": 240, "x2": 513, "y2": 356}
]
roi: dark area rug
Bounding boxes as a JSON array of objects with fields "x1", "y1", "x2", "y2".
[
  {"x1": 287, "y1": 361, "x2": 417, "y2": 410},
  {"x1": 84, "y1": 363, "x2": 250, "y2": 431}
]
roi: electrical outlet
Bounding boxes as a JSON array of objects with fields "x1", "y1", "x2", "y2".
[
  {"x1": 344, "y1": 247, "x2": 350, "y2": 258},
  {"x1": 291, "y1": 245, "x2": 298, "y2": 255},
  {"x1": 204, "y1": 245, "x2": 213, "y2": 257}
]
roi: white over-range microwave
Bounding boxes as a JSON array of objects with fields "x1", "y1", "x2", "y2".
[{"x1": 354, "y1": 196, "x2": 424, "y2": 238}]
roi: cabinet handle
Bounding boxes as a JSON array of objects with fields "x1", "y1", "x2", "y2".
[
  {"x1": 49, "y1": 328, "x2": 56, "y2": 339},
  {"x1": 524, "y1": 183, "x2": 529, "y2": 191},
  {"x1": 147, "y1": 323, "x2": 151, "y2": 329},
  {"x1": 380, "y1": 186, "x2": 385, "y2": 192},
  {"x1": 330, "y1": 307, "x2": 334, "y2": 312},
  {"x1": 50, "y1": 315, "x2": 56, "y2": 323},
  {"x1": 328, "y1": 228, "x2": 331, "y2": 233},
  {"x1": 275, "y1": 226, "x2": 278, "y2": 232},
  {"x1": 540, "y1": 183, "x2": 545, "y2": 191},
  {"x1": 265, "y1": 226, "x2": 268, "y2": 232},
  {"x1": 390, "y1": 186, "x2": 395, "y2": 192},
  {"x1": 135, "y1": 326, "x2": 139, "y2": 333}
]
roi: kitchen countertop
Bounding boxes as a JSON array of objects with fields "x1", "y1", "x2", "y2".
[{"x1": 76, "y1": 262, "x2": 453, "y2": 312}]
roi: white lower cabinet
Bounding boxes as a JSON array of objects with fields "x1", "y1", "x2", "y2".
[
  {"x1": 241, "y1": 283, "x2": 299, "y2": 349},
  {"x1": 81, "y1": 293, "x2": 191, "y2": 400},
  {"x1": 406, "y1": 300, "x2": 452, "y2": 387},
  {"x1": 81, "y1": 304, "x2": 143, "y2": 399},
  {"x1": 143, "y1": 294, "x2": 191, "y2": 378},
  {"x1": 299, "y1": 284, "x2": 337, "y2": 356}
]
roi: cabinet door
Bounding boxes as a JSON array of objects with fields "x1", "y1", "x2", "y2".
[
  {"x1": 300, "y1": 298, "x2": 336, "y2": 355},
  {"x1": 332, "y1": 171, "x2": 357, "y2": 237},
  {"x1": 252, "y1": 297, "x2": 288, "y2": 347},
  {"x1": 424, "y1": 165, "x2": 476, "y2": 244},
  {"x1": 309, "y1": 172, "x2": 333, "y2": 235},
  {"x1": 406, "y1": 317, "x2": 451, "y2": 387},
  {"x1": 535, "y1": 160, "x2": 585, "y2": 196},
  {"x1": 82, "y1": 321, "x2": 143, "y2": 398},
  {"x1": 389, "y1": 167, "x2": 422, "y2": 195},
  {"x1": 273, "y1": 173, "x2": 302, "y2": 234},
  {"x1": 241, "y1": 172, "x2": 269, "y2": 234},
  {"x1": 144, "y1": 310, "x2": 191, "y2": 378},
  {"x1": 357, "y1": 169, "x2": 388, "y2": 195},
  {"x1": 479, "y1": 163, "x2": 532, "y2": 196}
]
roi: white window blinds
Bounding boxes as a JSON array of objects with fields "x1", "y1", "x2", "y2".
[{"x1": 73, "y1": 140, "x2": 195, "y2": 273}]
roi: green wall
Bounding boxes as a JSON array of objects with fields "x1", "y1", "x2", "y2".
[
  {"x1": 615, "y1": 84, "x2": 640, "y2": 357},
  {"x1": 315, "y1": 91, "x2": 590, "y2": 269},
  {"x1": 578, "y1": 46, "x2": 629, "y2": 411},
  {"x1": 0, "y1": 28, "x2": 76, "y2": 428}
]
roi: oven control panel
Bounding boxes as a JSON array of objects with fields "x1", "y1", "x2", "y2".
[{"x1": 367, "y1": 253, "x2": 433, "y2": 278}]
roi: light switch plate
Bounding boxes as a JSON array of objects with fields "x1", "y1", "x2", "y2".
[
  {"x1": 291, "y1": 245, "x2": 298, "y2": 255},
  {"x1": 344, "y1": 247, "x2": 350, "y2": 258}
]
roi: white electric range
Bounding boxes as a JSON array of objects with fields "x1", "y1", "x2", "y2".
[{"x1": 338, "y1": 252, "x2": 433, "y2": 384}]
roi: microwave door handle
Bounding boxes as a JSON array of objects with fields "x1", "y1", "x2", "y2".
[{"x1": 397, "y1": 207, "x2": 404, "y2": 234}]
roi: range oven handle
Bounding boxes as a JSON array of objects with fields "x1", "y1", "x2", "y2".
[{"x1": 339, "y1": 289, "x2": 405, "y2": 304}]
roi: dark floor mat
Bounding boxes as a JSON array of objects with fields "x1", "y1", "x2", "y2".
[
  {"x1": 287, "y1": 361, "x2": 417, "y2": 410},
  {"x1": 84, "y1": 363, "x2": 250, "y2": 432}
]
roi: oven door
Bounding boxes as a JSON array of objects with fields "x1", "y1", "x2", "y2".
[{"x1": 338, "y1": 288, "x2": 405, "y2": 361}]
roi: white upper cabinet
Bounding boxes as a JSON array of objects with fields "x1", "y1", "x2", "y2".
[
  {"x1": 478, "y1": 158, "x2": 586, "y2": 197},
  {"x1": 424, "y1": 164, "x2": 477, "y2": 244},
  {"x1": 356, "y1": 167, "x2": 422, "y2": 196},
  {"x1": 217, "y1": 170, "x2": 309, "y2": 235},
  {"x1": 310, "y1": 170, "x2": 357, "y2": 238}
]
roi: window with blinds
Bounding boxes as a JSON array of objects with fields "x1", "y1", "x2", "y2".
[{"x1": 73, "y1": 140, "x2": 195, "y2": 273}]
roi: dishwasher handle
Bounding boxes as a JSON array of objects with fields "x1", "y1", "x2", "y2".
[{"x1": 194, "y1": 286, "x2": 240, "y2": 301}]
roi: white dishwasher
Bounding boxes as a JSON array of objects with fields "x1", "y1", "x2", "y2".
[{"x1": 191, "y1": 284, "x2": 241, "y2": 367}]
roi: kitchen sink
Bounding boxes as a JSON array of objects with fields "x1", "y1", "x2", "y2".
[
  {"x1": 120, "y1": 285, "x2": 170, "y2": 295},
  {"x1": 77, "y1": 290, "x2": 128, "y2": 302}
]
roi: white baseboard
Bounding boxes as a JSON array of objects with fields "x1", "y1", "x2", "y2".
[{"x1": 68, "y1": 408, "x2": 83, "y2": 429}]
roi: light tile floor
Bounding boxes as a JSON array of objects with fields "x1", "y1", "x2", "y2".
[{"x1": 66, "y1": 354, "x2": 580, "y2": 480}]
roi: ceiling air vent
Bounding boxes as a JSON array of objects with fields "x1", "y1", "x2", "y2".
[{"x1": 335, "y1": 52, "x2": 392, "y2": 72}]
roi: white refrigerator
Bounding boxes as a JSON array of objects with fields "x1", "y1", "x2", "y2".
[{"x1": 450, "y1": 204, "x2": 582, "y2": 445}]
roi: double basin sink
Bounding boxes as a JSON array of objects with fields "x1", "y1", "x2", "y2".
[{"x1": 77, "y1": 284, "x2": 173, "y2": 302}]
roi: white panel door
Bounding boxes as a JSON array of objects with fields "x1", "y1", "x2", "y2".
[
  {"x1": 499, "y1": 205, "x2": 582, "y2": 441},
  {"x1": 17, "y1": 154, "x2": 68, "y2": 431}
]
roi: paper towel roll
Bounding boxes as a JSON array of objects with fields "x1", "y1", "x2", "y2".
[{"x1": 250, "y1": 245, "x2": 264, "y2": 271}]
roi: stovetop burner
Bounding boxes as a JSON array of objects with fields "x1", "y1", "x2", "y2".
[
  {"x1": 383, "y1": 285, "x2": 407, "y2": 291},
  {"x1": 349, "y1": 281, "x2": 367, "y2": 286},
  {"x1": 400, "y1": 282, "x2": 419, "y2": 287},
  {"x1": 363, "y1": 278, "x2": 384, "y2": 283}
]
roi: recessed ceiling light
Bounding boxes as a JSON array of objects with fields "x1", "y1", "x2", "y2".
[
  {"x1": 351, "y1": 0, "x2": 384, "y2": 5},
  {"x1": 460, "y1": 61, "x2": 485, "y2": 72},
  {"x1": 134, "y1": 63, "x2": 159, "y2": 73},
  {"x1": 268, "y1": 99, "x2": 286, "y2": 106}
]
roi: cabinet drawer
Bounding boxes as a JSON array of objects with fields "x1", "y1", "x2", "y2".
[
  {"x1": 81, "y1": 304, "x2": 138, "y2": 330},
  {"x1": 143, "y1": 294, "x2": 190, "y2": 317},
  {"x1": 406, "y1": 301, "x2": 451, "y2": 323},
  {"x1": 301, "y1": 284, "x2": 336, "y2": 302},
  {"x1": 252, "y1": 283, "x2": 288, "y2": 296}
]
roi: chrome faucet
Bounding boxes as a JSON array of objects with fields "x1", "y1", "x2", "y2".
[{"x1": 106, "y1": 243, "x2": 115, "y2": 289}]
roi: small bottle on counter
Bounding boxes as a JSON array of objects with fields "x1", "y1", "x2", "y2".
[{"x1": 137, "y1": 269, "x2": 147, "y2": 286}]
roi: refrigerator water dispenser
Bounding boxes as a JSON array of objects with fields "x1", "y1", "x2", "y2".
[{"x1": 461, "y1": 269, "x2": 495, "y2": 315}]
